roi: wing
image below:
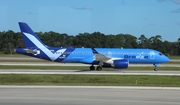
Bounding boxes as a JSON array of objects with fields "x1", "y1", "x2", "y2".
[
  {"x1": 92, "y1": 48, "x2": 111, "y2": 62},
  {"x1": 94, "y1": 54, "x2": 111, "y2": 62},
  {"x1": 91, "y1": 48, "x2": 129, "y2": 68}
]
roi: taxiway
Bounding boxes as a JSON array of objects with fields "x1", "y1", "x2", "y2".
[
  {"x1": 0, "y1": 58, "x2": 180, "y2": 105},
  {"x1": 0, "y1": 69, "x2": 180, "y2": 76},
  {"x1": 0, "y1": 86, "x2": 179, "y2": 105}
]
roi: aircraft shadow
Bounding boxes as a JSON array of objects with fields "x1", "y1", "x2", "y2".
[{"x1": 75, "y1": 69, "x2": 126, "y2": 72}]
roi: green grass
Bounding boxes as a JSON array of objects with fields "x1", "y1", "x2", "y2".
[
  {"x1": 0, "y1": 53, "x2": 29, "y2": 57},
  {"x1": 0, "y1": 65, "x2": 180, "y2": 70},
  {"x1": 0, "y1": 74, "x2": 180, "y2": 86},
  {"x1": 168, "y1": 56, "x2": 180, "y2": 59}
]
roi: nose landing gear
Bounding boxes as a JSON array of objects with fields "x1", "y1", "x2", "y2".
[{"x1": 153, "y1": 64, "x2": 158, "y2": 71}]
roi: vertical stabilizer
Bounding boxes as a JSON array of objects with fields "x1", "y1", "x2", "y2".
[{"x1": 18, "y1": 22, "x2": 46, "y2": 48}]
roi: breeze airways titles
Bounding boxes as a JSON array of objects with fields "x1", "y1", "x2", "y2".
[{"x1": 124, "y1": 55, "x2": 148, "y2": 59}]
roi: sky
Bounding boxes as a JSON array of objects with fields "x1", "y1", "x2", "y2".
[{"x1": 0, "y1": 0, "x2": 180, "y2": 42}]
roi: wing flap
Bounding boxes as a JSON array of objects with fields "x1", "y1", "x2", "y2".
[
  {"x1": 94, "y1": 54, "x2": 111, "y2": 62},
  {"x1": 92, "y1": 48, "x2": 111, "y2": 62}
]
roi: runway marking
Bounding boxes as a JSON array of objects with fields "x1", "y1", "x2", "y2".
[
  {"x1": 0, "y1": 62, "x2": 180, "y2": 67},
  {"x1": 0, "y1": 71, "x2": 180, "y2": 76},
  {"x1": 0, "y1": 86, "x2": 180, "y2": 90}
]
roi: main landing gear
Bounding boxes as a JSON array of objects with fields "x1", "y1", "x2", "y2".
[
  {"x1": 90, "y1": 65, "x2": 102, "y2": 71},
  {"x1": 90, "y1": 61, "x2": 103, "y2": 71},
  {"x1": 153, "y1": 64, "x2": 158, "y2": 71}
]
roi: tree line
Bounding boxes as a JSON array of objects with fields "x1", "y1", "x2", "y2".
[{"x1": 0, "y1": 30, "x2": 180, "y2": 56}]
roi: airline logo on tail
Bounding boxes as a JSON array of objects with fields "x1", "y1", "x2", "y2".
[
  {"x1": 23, "y1": 32, "x2": 67, "y2": 61},
  {"x1": 19, "y1": 22, "x2": 75, "y2": 61}
]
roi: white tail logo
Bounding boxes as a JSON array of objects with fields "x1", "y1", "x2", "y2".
[{"x1": 24, "y1": 32, "x2": 66, "y2": 61}]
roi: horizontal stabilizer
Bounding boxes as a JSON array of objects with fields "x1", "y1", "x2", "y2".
[{"x1": 25, "y1": 49, "x2": 37, "y2": 54}]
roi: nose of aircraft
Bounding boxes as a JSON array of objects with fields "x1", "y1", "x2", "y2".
[{"x1": 164, "y1": 55, "x2": 170, "y2": 63}]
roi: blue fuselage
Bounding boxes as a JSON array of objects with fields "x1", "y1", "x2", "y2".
[{"x1": 15, "y1": 48, "x2": 170, "y2": 64}]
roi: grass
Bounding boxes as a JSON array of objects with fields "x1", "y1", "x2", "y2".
[
  {"x1": 0, "y1": 74, "x2": 180, "y2": 86},
  {"x1": 168, "y1": 56, "x2": 180, "y2": 59},
  {"x1": 0, "y1": 65, "x2": 180, "y2": 70},
  {"x1": 0, "y1": 53, "x2": 28, "y2": 57}
]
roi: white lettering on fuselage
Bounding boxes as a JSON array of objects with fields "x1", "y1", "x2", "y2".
[{"x1": 150, "y1": 51, "x2": 155, "y2": 59}]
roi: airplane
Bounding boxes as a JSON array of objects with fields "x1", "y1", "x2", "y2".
[{"x1": 15, "y1": 22, "x2": 170, "y2": 71}]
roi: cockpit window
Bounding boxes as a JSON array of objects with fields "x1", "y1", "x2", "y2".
[{"x1": 159, "y1": 53, "x2": 163, "y2": 56}]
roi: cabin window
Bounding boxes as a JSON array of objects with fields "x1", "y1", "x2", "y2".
[{"x1": 159, "y1": 53, "x2": 162, "y2": 56}]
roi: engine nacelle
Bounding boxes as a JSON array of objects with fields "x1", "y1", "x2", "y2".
[{"x1": 113, "y1": 59, "x2": 129, "y2": 68}]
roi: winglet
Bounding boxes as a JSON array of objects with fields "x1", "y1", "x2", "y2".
[{"x1": 91, "y1": 48, "x2": 99, "y2": 54}]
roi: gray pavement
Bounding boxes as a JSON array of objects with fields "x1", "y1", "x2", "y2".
[
  {"x1": 0, "y1": 69, "x2": 180, "y2": 76},
  {"x1": 0, "y1": 86, "x2": 179, "y2": 105},
  {"x1": 0, "y1": 58, "x2": 180, "y2": 105}
]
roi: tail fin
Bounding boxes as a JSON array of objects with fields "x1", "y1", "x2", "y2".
[
  {"x1": 18, "y1": 22, "x2": 46, "y2": 48},
  {"x1": 91, "y1": 48, "x2": 99, "y2": 54}
]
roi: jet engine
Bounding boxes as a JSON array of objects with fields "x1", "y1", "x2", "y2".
[{"x1": 113, "y1": 59, "x2": 129, "y2": 68}]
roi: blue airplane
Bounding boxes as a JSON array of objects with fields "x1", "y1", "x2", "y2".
[{"x1": 15, "y1": 22, "x2": 170, "y2": 71}]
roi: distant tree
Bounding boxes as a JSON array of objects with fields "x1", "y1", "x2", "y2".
[
  {"x1": 65, "y1": 35, "x2": 75, "y2": 47},
  {"x1": 0, "y1": 30, "x2": 180, "y2": 56},
  {"x1": 149, "y1": 35, "x2": 163, "y2": 50},
  {"x1": 138, "y1": 34, "x2": 150, "y2": 48},
  {"x1": 2, "y1": 30, "x2": 15, "y2": 54},
  {"x1": 123, "y1": 34, "x2": 138, "y2": 48},
  {"x1": 105, "y1": 35, "x2": 116, "y2": 48},
  {"x1": 0, "y1": 31, "x2": 4, "y2": 51},
  {"x1": 90, "y1": 32, "x2": 105, "y2": 47},
  {"x1": 163, "y1": 41, "x2": 174, "y2": 56},
  {"x1": 177, "y1": 38, "x2": 180, "y2": 55},
  {"x1": 13, "y1": 32, "x2": 24, "y2": 48}
]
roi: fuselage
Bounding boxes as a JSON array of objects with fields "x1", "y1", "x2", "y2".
[{"x1": 15, "y1": 47, "x2": 170, "y2": 64}]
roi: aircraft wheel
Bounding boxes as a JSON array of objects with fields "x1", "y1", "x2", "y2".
[
  {"x1": 90, "y1": 66, "x2": 95, "y2": 70},
  {"x1": 154, "y1": 68, "x2": 158, "y2": 71},
  {"x1": 96, "y1": 66, "x2": 102, "y2": 71}
]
